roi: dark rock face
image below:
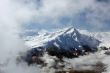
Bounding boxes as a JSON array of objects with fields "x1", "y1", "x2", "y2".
[
  {"x1": 46, "y1": 46, "x2": 83, "y2": 59},
  {"x1": 46, "y1": 46, "x2": 97, "y2": 59},
  {"x1": 19, "y1": 44, "x2": 98, "y2": 65},
  {"x1": 104, "y1": 51, "x2": 110, "y2": 55},
  {"x1": 96, "y1": 0, "x2": 109, "y2": 3},
  {"x1": 100, "y1": 46, "x2": 109, "y2": 50},
  {"x1": 55, "y1": 70, "x2": 97, "y2": 73},
  {"x1": 17, "y1": 47, "x2": 44, "y2": 65},
  {"x1": 16, "y1": 46, "x2": 107, "y2": 73}
]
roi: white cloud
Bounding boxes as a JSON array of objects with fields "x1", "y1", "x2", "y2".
[
  {"x1": 17, "y1": 0, "x2": 110, "y2": 31},
  {"x1": 85, "y1": 1, "x2": 110, "y2": 30},
  {"x1": 30, "y1": 0, "x2": 95, "y2": 24},
  {"x1": 0, "y1": 0, "x2": 41, "y2": 73},
  {"x1": 0, "y1": 0, "x2": 110, "y2": 73}
]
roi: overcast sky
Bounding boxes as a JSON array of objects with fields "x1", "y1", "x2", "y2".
[
  {"x1": 0, "y1": 0, "x2": 110, "y2": 32},
  {"x1": 0, "y1": 0, "x2": 109, "y2": 72},
  {"x1": 23, "y1": 0, "x2": 110, "y2": 31}
]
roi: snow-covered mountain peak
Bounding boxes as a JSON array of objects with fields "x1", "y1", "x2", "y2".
[
  {"x1": 50, "y1": 27, "x2": 80, "y2": 40},
  {"x1": 25, "y1": 27, "x2": 100, "y2": 51},
  {"x1": 62, "y1": 27, "x2": 77, "y2": 34}
]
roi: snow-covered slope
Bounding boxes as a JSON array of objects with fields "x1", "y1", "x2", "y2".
[
  {"x1": 79, "y1": 30, "x2": 110, "y2": 47},
  {"x1": 25, "y1": 27, "x2": 100, "y2": 51},
  {"x1": 23, "y1": 27, "x2": 110, "y2": 73},
  {"x1": 92, "y1": 32, "x2": 110, "y2": 47}
]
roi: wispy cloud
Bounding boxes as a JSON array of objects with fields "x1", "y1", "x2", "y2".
[
  {"x1": 0, "y1": 0, "x2": 110, "y2": 73},
  {"x1": 85, "y1": 0, "x2": 110, "y2": 31},
  {"x1": 1, "y1": 0, "x2": 109, "y2": 57},
  {"x1": 16, "y1": 0, "x2": 110, "y2": 31},
  {"x1": 0, "y1": 0, "x2": 109, "y2": 56}
]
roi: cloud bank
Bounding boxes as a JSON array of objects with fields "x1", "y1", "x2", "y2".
[
  {"x1": 19, "y1": 0, "x2": 110, "y2": 31},
  {"x1": 0, "y1": 0, "x2": 109, "y2": 32},
  {"x1": 0, "y1": 0, "x2": 110, "y2": 73}
]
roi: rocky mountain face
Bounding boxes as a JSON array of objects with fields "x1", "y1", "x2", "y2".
[
  {"x1": 25, "y1": 27, "x2": 100, "y2": 51},
  {"x1": 20, "y1": 27, "x2": 101, "y2": 64},
  {"x1": 16, "y1": 27, "x2": 110, "y2": 73}
]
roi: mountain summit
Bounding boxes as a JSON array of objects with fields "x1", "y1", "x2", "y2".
[
  {"x1": 25, "y1": 27, "x2": 100, "y2": 51},
  {"x1": 23, "y1": 27, "x2": 101, "y2": 64}
]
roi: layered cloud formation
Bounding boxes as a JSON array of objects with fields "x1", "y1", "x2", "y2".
[
  {"x1": 0, "y1": 0, "x2": 109, "y2": 61},
  {"x1": 0, "y1": 0, "x2": 110, "y2": 58},
  {"x1": 0, "y1": 0, "x2": 109, "y2": 55},
  {"x1": 20, "y1": 0, "x2": 110, "y2": 31},
  {"x1": 0, "y1": 0, "x2": 109, "y2": 73},
  {"x1": 0, "y1": 0, "x2": 109, "y2": 31}
]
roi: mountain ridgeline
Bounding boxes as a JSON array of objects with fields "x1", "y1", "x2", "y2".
[{"x1": 23, "y1": 27, "x2": 100, "y2": 64}]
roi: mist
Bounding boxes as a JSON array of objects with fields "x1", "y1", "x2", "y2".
[
  {"x1": 0, "y1": 0, "x2": 110, "y2": 73},
  {"x1": 0, "y1": 0, "x2": 41, "y2": 73}
]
